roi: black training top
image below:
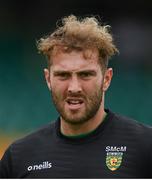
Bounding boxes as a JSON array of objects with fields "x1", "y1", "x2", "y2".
[{"x1": 0, "y1": 109, "x2": 152, "y2": 178}]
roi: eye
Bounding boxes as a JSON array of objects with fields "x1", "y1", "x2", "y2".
[
  {"x1": 79, "y1": 71, "x2": 96, "y2": 79},
  {"x1": 80, "y1": 72, "x2": 91, "y2": 77},
  {"x1": 54, "y1": 72, "x2": 71, "y2": 80},
  {"x1": 59, "y1": 73, "x2": 70, "y2": 80}
]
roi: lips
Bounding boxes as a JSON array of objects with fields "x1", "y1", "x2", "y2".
[
  {"x1": 66, "y1": 99, "x2": 83, "y2": 105},
  {"x1": 66, "y1": 98, "x2": 84, "y2": 110}
]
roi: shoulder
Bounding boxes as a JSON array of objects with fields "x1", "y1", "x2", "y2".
[
  {"x1": 0, "y1": 121, "x2": 57, "y2": 178},
  {"x1": 110, "y1": 110, "x2": 152, "y2": 141},
  {"x1": 8, "y1": 120, "x2": 57, "y2": 153},
  {"x1": 113, "y1": 111, "x2": 152, "y2": 131}
]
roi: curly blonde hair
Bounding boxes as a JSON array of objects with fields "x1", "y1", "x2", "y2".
[{"x1": 37, "y1": 15, "x2": 118, "y2": 70}]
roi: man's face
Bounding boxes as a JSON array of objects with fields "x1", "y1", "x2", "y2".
[{"x1": 44, "y1": 50, "x2": 112, "y2": 125}]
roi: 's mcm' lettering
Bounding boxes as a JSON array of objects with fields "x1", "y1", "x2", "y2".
[{"x1": 106, "y1": 146, "x2": 127, "y2": 152}]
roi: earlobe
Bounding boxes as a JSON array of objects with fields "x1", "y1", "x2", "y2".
[
  {"x1": 103, "y1": 68, "x2": 113, "y2": 91},
  {"x1": 44, "y1": 68, "x2": 51, "y2": 91}
]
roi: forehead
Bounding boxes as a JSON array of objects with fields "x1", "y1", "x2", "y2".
[{"x1": 50, "y1": 50, "x2": 100, "y2": 72}]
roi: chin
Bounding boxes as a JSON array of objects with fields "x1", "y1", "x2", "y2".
[{"x1": 62, "y1": 113, "x2": 90, "y2": 125}]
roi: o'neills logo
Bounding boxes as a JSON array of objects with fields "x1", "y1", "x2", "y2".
[{"x1": 27, "y1": 161, "x2": 52, "y2": 171}]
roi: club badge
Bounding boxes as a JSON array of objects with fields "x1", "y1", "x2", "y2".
[{"x1": 105, "y1": 146, "x2": 126, "y2": 171}]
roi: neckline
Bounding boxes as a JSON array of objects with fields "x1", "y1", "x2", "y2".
[
  {"x1": 55, "y1": 109, "x2": 114, "y2": 144},
  {"x1": 60, "y1": 112, "x2": 107, "y2": 139}
]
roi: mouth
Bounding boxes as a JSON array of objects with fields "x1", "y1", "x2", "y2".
[{"x1": 66, "y1": 98, "x2": 84, "y2": 110}]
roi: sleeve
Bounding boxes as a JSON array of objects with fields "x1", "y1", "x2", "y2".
[
  {"x1": 147, "y1": 126, "x2": 152, "y2": 178},
  {"x1": 0, "y1": 147, "x2": 13, "y2": 178},
  {"x1": 150, "y1": 132, "x2": 152, "y2": 177}
]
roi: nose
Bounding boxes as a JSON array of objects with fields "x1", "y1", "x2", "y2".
[{"x1": 68, "y1": 76, "x2": 82, "y2": 94}]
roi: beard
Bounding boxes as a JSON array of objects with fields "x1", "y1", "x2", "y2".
[{"x1": 51, "y1": 85, "x2": 103, "y2": 125}]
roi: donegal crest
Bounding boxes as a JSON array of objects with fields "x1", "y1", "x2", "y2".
[
  {"x1": 106, "y1": 152, "x2": 123, "y2": 171},
  {"x1": 105, "y1": 146, "x2": 126, "y2": 171}
]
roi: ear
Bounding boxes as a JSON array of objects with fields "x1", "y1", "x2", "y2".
[
  {"x1": 103, "y1": 68, "x2": 113, "y2": 92},
  {"x1": 44, "y1": 68, "x2": 51, "y2": 91}
]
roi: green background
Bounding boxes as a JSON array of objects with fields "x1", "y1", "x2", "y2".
[{"x1": 0, "y1": 0, "x2": 152, "y2": 157}]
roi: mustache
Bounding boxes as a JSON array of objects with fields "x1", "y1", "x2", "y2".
[{"x1": 66, "y1": 92, "x2": 86, "y2": 98}]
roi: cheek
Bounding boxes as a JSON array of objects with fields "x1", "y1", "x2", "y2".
[
  {"x1": 82, "y1": 81, "x2": 102, "y2": 94},
  {"x1": 97, "y1": 76, "x2": 104, "y2": 89},
  {"x1": 51, "y1": 81, "x2": 67, "y2": 97}
]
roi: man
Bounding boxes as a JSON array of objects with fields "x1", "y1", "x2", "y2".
[{"x1": 0, "y1": 15, "x2": 152, "y2": 178}]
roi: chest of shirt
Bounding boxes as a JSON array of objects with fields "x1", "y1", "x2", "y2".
[{"x1": 13, "y1": 141, "x2": 146, "y2": 178}]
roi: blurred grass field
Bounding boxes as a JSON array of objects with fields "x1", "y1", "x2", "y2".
[{"x1": 0, "y1": 133, "x2": 21, "y2": 159}]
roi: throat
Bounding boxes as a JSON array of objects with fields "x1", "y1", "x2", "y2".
[{"x1": 60, "y1": 111, "x2": 107, "y2": 136}]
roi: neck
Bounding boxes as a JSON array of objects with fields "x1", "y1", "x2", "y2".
[{"x1": 60, "y1": 105, "x2": 106, "y2": 136}]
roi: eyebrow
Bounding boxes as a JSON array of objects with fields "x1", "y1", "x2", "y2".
[
  {"x1": 53, "y1": 69, "x2": 97, "y2": 75},
  {"x1": 53, "y1": 71, "x2": 71, "y2": 76},
  {"x1": 77, "y1": 70, "x2": 97, "y2": 76}
]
